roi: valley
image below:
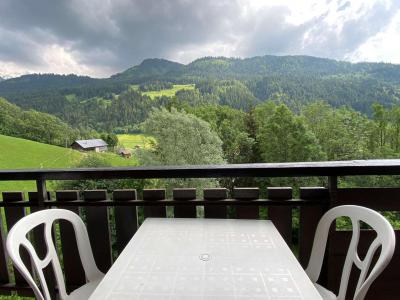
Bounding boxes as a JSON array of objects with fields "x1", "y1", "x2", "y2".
[{"x1": 1, "y1": 54, "x2": 400, "y2": 192}]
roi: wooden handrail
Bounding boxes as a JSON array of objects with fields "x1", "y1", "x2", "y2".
[{"x1": 1, "y1": 159, "x2": 400, "y2": 181}]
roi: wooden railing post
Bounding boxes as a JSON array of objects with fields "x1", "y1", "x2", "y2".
[
  {"x1": 204, "y1": 188, "x2": 228, "y2": 218},
  {"x1": 56, "y1": 190, "x2": 86, "y2": 292},
  {"x1": 35, "y1": 176, "x2": 48, "y2": 206},
  {"x1": 143, "y1": 189, "x2": 166, "y2": 218},
  {"x1": 233, "y1": 187, "x2": 259, "y2": 219},
  {"x1": 84, "y1": 190, "x2": 112, "y2": 273},
  {"x1": 328, "y1": 176, "x2": 337, "y2": 208},
  {"x1": 173, "y1": 188, "x2": 197, "y2": 218},
  {"x1": 326, "y1": 176, "x2": 337, "y2": 289},
  {"x1": 268, "y1": 187, "x2": 293, "y2": 247},
  {"x1": 2, "y1": 192, "x2": 30, "y2": 291},
  {"x1": 298, "y1": 187, "x2": 328, "y2": 268},
  {"x1": 113, "y1": 189, "x2": 138, "y2": 254}
]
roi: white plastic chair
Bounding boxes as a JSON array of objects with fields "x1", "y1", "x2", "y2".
[
  {"x1": 305, "y1": 205, "x2": 396, "y2": 300},
  {"x1": 6, "y1": 209, "x2": 104, "y2": 300}
]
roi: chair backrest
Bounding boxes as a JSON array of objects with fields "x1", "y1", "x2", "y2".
[
  {"x1": 6, "y1": 209, "x2": 103, "y2": 300},
  {"x1": 305, "y1": 205, "x2": 395, "y2": 300}
]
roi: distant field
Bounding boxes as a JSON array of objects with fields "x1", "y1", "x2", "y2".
[
  {"x1": 140, "y1": 84, "x2": 195, "y2": 99},
  {"x1": 96, "y1": 151, "x2": 138, "y2": 166},
  {"x1": 117, "y1": 134, "x2": 155, "y2": 150},
  {"x1": 0, "y1": 134, "x2": 136, "y2": 192}
]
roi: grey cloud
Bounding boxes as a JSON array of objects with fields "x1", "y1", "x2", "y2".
[
  {"x1": 0, "y1": 0, "x2": 399, "y2": 77},
  {"x1": 0, "y1": 0, "x2": 244, "y2": 74},
  {"x1": 300, "y1": 0, "x2": 400, "y2": 59},
  {"x1": 0, "y1": 28, "x2": 49, "y2": 66},
  {"x1": 238, "y1": 6, "x2": 313, "y2": 57},
  {"x1": 239, "y1": 0, "x2": 400, "y2": 61},
  {"x1": 78, "y1": 0, "x2": 241, "y2": 67}
]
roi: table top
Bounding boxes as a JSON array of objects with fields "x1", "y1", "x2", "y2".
[{"x1": 89, "y1": 218, "x2": 322, "y2": 300}]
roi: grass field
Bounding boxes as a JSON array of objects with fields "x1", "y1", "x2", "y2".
[
  {"x1": 0, "y1": 135, "x2": 83, "y2": 192},
  {"x1": 0, "y1": 135, "x2": 139, "y2": 299},
  {"x1": 96, "y1": 151, "x2": 138, "y2": 166},
  {"x1": 139, "y1": 84, "x2": 195, "y2": 99},
  {"x1": 0, "y1": 134, "x2": 137, "y2": 192},
  {"x1": 117, "y1": 133, "x2": 155, "y2": 150}
]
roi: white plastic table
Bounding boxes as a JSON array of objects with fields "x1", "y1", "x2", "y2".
[{"x1": 89, "y1": 218, "x2": 322, "y2": 299}]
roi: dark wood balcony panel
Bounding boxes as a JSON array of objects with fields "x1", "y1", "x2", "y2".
[
  {"x1": 83, "y1": 190, "x2": 113, "y2": 273},
  {"x1": 233, "y1": 187, "x2": 260, "y2": 219},
  {"x1": 335, "y1": 188, "x2": 400, "y2": 211},
  {"x1": 113, "y1": 189, "x2": 138, "y2": 254},
  {"x1": 84, "y1": 190, "x2": 107, "y2": 201},
  {"x1": 267, "y1": 187, "x2": 293, "y2": 247},
  {"x1": 2, "y1": 192, "x2": 30, "y2": 285},
  {"x1": 203, "y1": 188, "x2": 228, "y2": 218},
  {"x1": 299, "y1": 187, "x2": 329, "y2": 268},
  {"x1": 173, "y1": 188, "x2": 197, "y2": 218},
  {"x1": 56, "y1": 191, "x2": 86, "y2": 292},
  {"x1": 56, "y1": 190, "x2": 81, "y2": 201},
  {"x1": 0, "y1": 205, "x2": 9, "y2": 285},
  {"x1": 143, "y1": 189, "x2": 166, "y2": 218}
]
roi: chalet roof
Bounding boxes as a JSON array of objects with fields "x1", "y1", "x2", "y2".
[{"x1": 72, "y1": 139, "x2": 108, "y2": 149}]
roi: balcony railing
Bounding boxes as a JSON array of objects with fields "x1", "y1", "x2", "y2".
[{"x1": 0, "y1": 159, "x2": 399, "y2": 299}]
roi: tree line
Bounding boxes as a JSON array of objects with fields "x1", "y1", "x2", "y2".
[
  {"x1": 0, "y1": 97, "x2": 121, "y2": 148},
  {"x1": 0, "y1": 97, "x2": 79, "y2": 147},
  {"x1": 135, "y1": 101, "x2": 400, "y2": 180}
]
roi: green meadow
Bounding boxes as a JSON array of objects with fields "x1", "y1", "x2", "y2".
[
  {"x1": 117, "y1": 133, "x2": 155, "y2": 150},
  {"x1": 0, "y1": 134, "x2": 136, "y2": 192},
  {"x1": 131, "y1": 84, "x2": 195, "y2": 99}
]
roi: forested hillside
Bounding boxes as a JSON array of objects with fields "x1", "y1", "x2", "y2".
[
  {"x1": 0, "y1": 97, "x2": 80, "y2": 146},
  {"x1": 1, "y1": 54, "x2": 400, "y2": 132}
]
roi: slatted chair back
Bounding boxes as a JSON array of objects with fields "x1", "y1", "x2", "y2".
[
  {"x1": 305, "y1": 205, "x2": 396, "y2": 300},
  {"x1": 6, "y1": 209, "x2": 103, "y2": 300}
]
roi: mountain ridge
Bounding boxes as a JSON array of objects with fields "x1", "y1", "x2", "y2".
[
  {"x1": 1, "y1": 54, "x2": 400, "y2": 122},
  {"x1": 110, "y1": 58, "x2": 184, "y2": 82},
  {"x1": 1, "y1": 54, "x2": 400, "y2": 84}
]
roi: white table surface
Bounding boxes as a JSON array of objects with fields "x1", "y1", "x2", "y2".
[{"x1": 89, "y1": 218, "x2": 322, "y2": 300}]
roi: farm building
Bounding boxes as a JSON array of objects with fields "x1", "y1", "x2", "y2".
[
  {"x1": 118, "y1": 148, "x2": 132, "y2": 158},
  {"x1": 71, "y1": 139, "x2": 108, "y2": 152}
]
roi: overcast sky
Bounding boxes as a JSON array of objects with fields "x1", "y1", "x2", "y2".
[{"x1": 0, "y1": 0, "x2": 399, "y2": 78}]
